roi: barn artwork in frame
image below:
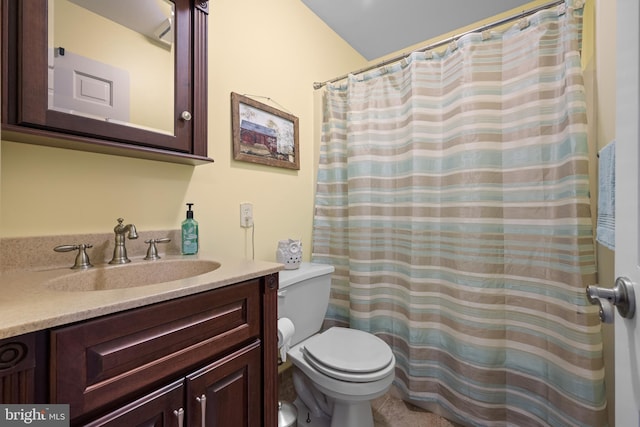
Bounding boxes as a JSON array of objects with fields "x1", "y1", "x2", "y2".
[{"x1": 231, "y1": 92, "x2": 300, "y2": 170}]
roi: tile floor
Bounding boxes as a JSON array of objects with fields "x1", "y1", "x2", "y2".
[
  {"x1": 371, "y1": 392, "x2": 459, "y2": 427},
  {"x1": 278, "y1": 365, "x2": 460, "y2": 427}
]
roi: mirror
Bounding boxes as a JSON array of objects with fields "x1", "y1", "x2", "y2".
[
  {"x1": 2, "y1": 0, "x2": 210, "y2": 165},
  {"x1": 48, "y1": 0, "x2": 175, "y2": 135}
]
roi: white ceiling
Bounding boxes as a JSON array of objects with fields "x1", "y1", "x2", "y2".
[
  {"x1": 69, "y1": 0, "x2": 173, "y2": 43},
  {"x1": 301, "y1": 0, "x2": 537, "y2": 60}
]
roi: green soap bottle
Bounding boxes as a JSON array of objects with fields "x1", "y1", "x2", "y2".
[{"x1": 181, "y1": 203, "x2": 199, "y2": 255}]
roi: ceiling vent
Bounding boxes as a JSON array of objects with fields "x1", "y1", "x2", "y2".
[{"x1": 153, "y1": 18, "x2": 173, "y2": 46}]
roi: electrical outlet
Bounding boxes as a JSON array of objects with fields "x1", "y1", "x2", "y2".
[{"x1": 240, "y1": 202, "x2": 253, "y2": 228}]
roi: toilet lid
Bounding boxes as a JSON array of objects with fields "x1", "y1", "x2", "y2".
[{"x1": 302, "y1": 327, "x2": 393, "y2": 381}]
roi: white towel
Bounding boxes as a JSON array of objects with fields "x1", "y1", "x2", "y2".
[{"x1": 596, "y1": 141, "x2": 615, "y2": 250}]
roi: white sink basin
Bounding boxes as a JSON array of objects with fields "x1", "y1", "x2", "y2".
[{"x1": 45, "y1": 259, "x2": 221, "y2": 291}]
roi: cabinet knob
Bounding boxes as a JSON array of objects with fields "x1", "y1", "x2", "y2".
[{"x1": 181, "y1": 111, "x2": 192, "y2": 121}]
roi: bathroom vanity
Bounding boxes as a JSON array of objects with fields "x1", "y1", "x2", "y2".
[{"x1": 0, "y1": 242, "x2": 281, "y2": 427}]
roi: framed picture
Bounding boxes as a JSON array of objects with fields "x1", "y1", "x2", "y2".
[{"x1": 231, "y1": 92, "x2": 300, "y2": 170}]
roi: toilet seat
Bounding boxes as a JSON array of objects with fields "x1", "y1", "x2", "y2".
[{"x1": 302, "y1": 327, "x2": 394, "y2": 383}]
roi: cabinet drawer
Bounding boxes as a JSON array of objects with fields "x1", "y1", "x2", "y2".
[{"x1": 51, "y1": 280, "x2": 261, "y2": 420}]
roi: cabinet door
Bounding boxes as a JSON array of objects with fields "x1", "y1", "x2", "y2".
[
  {"x1": 83, "y1": 380, "x2": 184, "y2": 427},
  {"x1": 2, "y1": 0, "x2": 211, "y2": 164},
  {"x1": 186, "y1": 341, "x2": 261, "y2": 427}
]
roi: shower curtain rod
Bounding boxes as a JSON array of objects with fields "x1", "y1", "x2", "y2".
[{"x1": 313, "y1": 0, "x2": 565, "y2": 90}]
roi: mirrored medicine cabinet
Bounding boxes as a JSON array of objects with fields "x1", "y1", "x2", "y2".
[{"x1": 1, "y1": 0, "x2": 211, "y2": 165}]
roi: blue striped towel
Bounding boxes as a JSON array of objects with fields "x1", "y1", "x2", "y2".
[{"x1": 596, "y1": 141, "x2": 615, "y2": 250}]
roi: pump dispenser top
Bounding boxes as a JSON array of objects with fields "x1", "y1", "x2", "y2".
[{"x1": 181, "y1": 203, "x2": 199, "y2": 255}]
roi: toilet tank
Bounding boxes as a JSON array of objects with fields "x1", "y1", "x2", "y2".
[{"x1": 278, "y1": 262, "x2": 335, "y2": 346}]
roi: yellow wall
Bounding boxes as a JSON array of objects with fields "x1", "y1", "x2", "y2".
[
  {"x1": 0, "y1": 0, "x2": 367, "y2": 263},
  {"x1": 0, "y1": 0, "x2": 616, "y2": 263}
]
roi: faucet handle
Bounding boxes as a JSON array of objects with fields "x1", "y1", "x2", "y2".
[
  {"x1": 144, "y1": 238, "x2": 171, "y2": 260},
  {"x1": 54, "y1": 244, "x2": 94, "y2": 269}
]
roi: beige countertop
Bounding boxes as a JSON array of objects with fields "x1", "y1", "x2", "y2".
[{"x1": 0, "y1": 252, "x2": 283, "y2": 340}]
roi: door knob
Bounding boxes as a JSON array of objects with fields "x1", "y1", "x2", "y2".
[{"x1": 586, "y1": 276, "x2": 636, "y2": 323}]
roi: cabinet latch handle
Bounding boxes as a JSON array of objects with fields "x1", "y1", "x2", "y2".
[
  {"x1": 173, "y1": 408, "x2": 184, "y2": 427},
  {"x1": 196, "y1": 394, "x2": 207, "y2": 427}
]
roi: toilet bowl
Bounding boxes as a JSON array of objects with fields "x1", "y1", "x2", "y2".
[
  {"x1": 289, "y1": 327, "x2": 395, "y2": 427},
  {"x1": 278, "y1": 263, "x2": 396, "y2": 427}
]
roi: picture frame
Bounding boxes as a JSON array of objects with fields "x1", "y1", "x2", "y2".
[{"x1": 231, "y1": 92, "x2": 300, "y2": 170}]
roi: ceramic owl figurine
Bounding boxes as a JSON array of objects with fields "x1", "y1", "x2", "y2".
[{"x1": 276, "y1": 239, "x2": 302, "y2": 269}]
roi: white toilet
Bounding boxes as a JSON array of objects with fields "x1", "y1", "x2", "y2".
[{"x1": 278, "y1": 262, "x2": 395, "y2": 427}]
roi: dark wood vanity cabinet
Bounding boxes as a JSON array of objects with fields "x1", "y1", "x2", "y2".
[{"x1": 0, "y1": 274, "x2": 279, "y2": 427}]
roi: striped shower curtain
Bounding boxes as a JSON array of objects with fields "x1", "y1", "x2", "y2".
[{"x1": 312, "y1": 2, "x2": 607, "y2": 426}]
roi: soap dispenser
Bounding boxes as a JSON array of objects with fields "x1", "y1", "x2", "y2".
[{"x1": 181, "y1": 203, "x2": 199, "y2": 255}]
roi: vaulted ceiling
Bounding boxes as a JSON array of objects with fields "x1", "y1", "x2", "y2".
[{"x1": 301, "y1": 0, "x2": 537, "y2": 60}]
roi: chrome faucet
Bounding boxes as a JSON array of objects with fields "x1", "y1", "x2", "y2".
[{"x1": 109, "y1": 218, "x2": 138, "y2": 264}]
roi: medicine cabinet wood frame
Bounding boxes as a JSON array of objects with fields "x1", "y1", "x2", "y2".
[{"x1": 1, "y1": 0, "x2": 212, "y2": 165}]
